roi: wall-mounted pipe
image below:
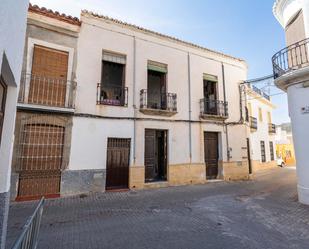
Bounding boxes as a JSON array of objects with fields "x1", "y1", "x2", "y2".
[
  {"x1": 221, "y1": 63, "x2": 230, "y2": 161},
  {"x1": 187, "y1": 53, "x2": 192, "y2": 162},
  {"x1": 133, "y1": 36, "x2": 137, "y2": 164}
]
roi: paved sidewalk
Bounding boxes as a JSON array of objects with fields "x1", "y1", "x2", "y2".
[{"x1": 6, "y1": 167, "x2": 309, "y2": 249}]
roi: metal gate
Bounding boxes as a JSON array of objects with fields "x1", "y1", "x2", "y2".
[
  {"x1": 17, "y1": 119, "x2": 65, "y2": 200},
  {"x1": 106, "y1": 138, "x2": 131, "y2": 190}
]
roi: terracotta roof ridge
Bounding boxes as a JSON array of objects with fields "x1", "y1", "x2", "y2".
[
  {"x1": 29, "y1": 3, "x2": 81, "y2": 26},
  {"x1": 81, "y1": 10, "x2": 245, "y2": 63}
]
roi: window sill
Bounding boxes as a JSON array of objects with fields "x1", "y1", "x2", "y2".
[
  {"x1": 200, "y1": 114, "x2": 228, "y2": 120},
  {"x1": 96, "y1": 102, "x2": 128, "y2": 108},
  {"x1": 139, "y1": 108, "x2": 177, "y2": 117}
]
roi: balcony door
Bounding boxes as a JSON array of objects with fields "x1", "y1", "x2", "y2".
[
  {"x1": 203, "y1": 75, "x2": 217, "y2": 115},
  {"x1": 100, "y1": 51, "x2": 126, "y2": 106},
  {"x1": 147, "y1": 61, "x2": 167, "y2": 110},
  {"x1": 29, "y1": 45, "x2": 68, "y2": 107},
  {"x1": 285, "y1": 10, "x2": 306, "y2": 47}
]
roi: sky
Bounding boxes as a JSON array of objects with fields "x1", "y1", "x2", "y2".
[{"x1": 30, "y1": 0, "x2": 290, "y2": 124}]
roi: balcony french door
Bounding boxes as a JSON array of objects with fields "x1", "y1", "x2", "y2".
[{"x1": 28, "y1": 45, "x2": 69, "y2": 107}]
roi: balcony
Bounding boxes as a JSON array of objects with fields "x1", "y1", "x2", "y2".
[
  {"x1": 272, "y1": 38, "x2": 309, "y2": 88},
  {"x1": 269, "y1": 123, "x2": 276, "y2": 134},
  {"x1": 200, "y1": 99, "x2": 228, "y2": 120},
  {"x1": 246, "y1": 83, "x2": 270, "y2": 101},
  {"x1": 249, "y1": 116, "x2": 257, "y2": 131},
  {"x1": 139, "y1": 89, "x2": 177, "y2": 116},
  {"x1": 97, "y1": 84, "x2": 128, "y2": 107},
  {"x1": 18, "y1": 73, "x2": 76, "y2": 112}
]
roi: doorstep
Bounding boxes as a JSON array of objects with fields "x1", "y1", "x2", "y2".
[
  {"x1": 144, "y1": 181, "x2": 169, "y2": 189},
  {"x1": 207, "y1": 179, "x2": 224, "y2": 183}
]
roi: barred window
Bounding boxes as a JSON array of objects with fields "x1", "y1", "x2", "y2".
[
  {"x1": 269, "y1": 141, "x2": 274, "y2": 161},
  {"x1": 261, "y1": 141, "x2": 266, "y2": 163}
]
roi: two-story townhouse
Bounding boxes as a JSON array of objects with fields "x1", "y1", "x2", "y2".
[
  {"x1": 10, "y1": 4, "x2": 80, "y2": 201},
  {"x1": 11, "y1": 5, "x2": 250, "y2": 199},
  {"x1": 273, "y1": 0, "x2": 309, "y2": 204},
  {"x1": 68, "y1": 10, "x2": 249, "y2": 193},
  {"x1": 246, "y1": 83, "x2": 276, "y2": 173}
]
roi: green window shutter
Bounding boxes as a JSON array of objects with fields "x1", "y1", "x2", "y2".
[
  {"x1": 148, "y1": 61, "x2": 168, "y2": 73},
  {"x1": 203, "y1": 73, "x2": 218, "y2": 82}
]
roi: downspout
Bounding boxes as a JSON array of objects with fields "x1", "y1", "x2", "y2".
[
  {"x1": 221, "y1": 63, "x2": 230, "y2": 162},
  {"x1": 133, "y1": 36, "x2": 137, "y2": 164},
  {"x1": 187, "y1": 53, "x2": 192, "y2": 163}
]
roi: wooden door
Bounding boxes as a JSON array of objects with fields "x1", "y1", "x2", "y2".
[
  {"x1": 17, "y1": 124, "x2": 64, "y2": 200},
  {"x1": 204, "y1": 132, "x2": 219, "y2": 180},
  {"x1": 29, "y1": 45, "x2": 69, "y2": 107},
  {"x1": 145, "y1": 129, "x2": 157, "y2": 182},
  {"x1": 106, "y1": 138, "x2": 130, "y2": 190}
]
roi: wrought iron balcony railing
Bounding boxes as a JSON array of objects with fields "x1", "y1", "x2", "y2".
[
  {"x1": 97, "y1": 84, "x2": 128, "y2": 106},
  {"x1": 19, "y1": 73, "x2": 76, "y2": 109},
  {"x1": 140, "y1": 89, "x2": 177, "y2": 112},
  {"x1": 272, "y1": 38, "x2": 309, "y2": 79},
  {"x1": 246, "y1": 83, "x2": 270, "y2": 101},
  {"x1": 250, "y1": 116, "x2": 257, "y2": 130},
  {"x1": 269, "y1": 123, "x2": 276, "y2": 134},
  {"x1": 200, "y1": 99, "x2": 228, "y2": 118}
]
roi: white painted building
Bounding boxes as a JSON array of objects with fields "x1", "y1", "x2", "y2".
[
  {"x1": 273, "y1": 0, "x2": 309, "y2": 204},
  {"x1": 246, "y1": 84, "x2": 277, "y2": 173},
  {"x1": 11, "y1": 5, "x2": 251, "y2": 199},
  {"x1": 69, "y1": 10, "x2": 250, "y2": 191},
  {"x1": 0, "y1": 0, "x2": 28, "y2": 247}
]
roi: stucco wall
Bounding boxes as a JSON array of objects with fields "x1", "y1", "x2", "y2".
[
  {"x1": 274, "y1": 0, "x2": 309, "y2": 38},
  {"x1": 0, "y1": 0, "x2": 28, "y2": 194},
  {"x1": 248, "y1": 94, "x2": 276, "y2": 163},
  {"x1": 70, "y1": 14, "x2": 248, "y2": 175},
  {"x1": 75, "y1": 14, "x2": 247, "y2": 121}
]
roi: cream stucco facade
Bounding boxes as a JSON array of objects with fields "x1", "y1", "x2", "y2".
[
  {"x1": 68, "y1": 11, "x2": 250, "y2": 190},
  {"x1": 246, "y1": 85, "x2": 277, "y2": 173}
]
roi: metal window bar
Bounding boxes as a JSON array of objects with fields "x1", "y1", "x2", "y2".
[
  {"x1": 272, "y1": 38, "x2": 309, "y2": 79},
  {"x1": 270, "y1": 142, "x2": 274, "y2": 161},
  {"x1": 245, "y1": 83, "x2": 271, "y2": 101},
  {"x1": 18, "y1": 73, "x2": 76, "y2": 109},
  {"x1": 96, "y1": 84, "x2": 128, "y2": 106},
  {"x1": 268, "y1": 123, "x2": 276, "y2": 134},
  {"x1": 11, "y1": 198, "x2": 45, "y2": 249},
  {"x1": 140, "y1": 89, "x2": 177, "y2": 112},
  {"x1": 250, "y1": 116, "x2": 258, "y2": 130},
  {"x1": 261, "y1": 141, "x2": 266, "y2": 163},
  {"x1": 16, "y1": 115, "x2": 67, "y2": 173},
  {"x1": 200, "y1": 99, "x2": 228, "y2": 117}
]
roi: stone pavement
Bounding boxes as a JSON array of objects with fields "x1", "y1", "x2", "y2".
[{"x1": 6, "y1": 167, "x2": 309, "y2": 249}]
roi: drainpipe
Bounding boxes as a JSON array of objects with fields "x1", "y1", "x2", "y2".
[
  {"x1": 187, "y1": 53, "x2": 192, "y2": 163},
  {"x1": 221, "y1": 63, "x2": 230, "y2": 162},
  {"x1": 133, "y1": 36, "x2": 137, "y2": 164}
]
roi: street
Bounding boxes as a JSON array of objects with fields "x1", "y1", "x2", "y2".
[{"x1": 6, "y1": 167, "x2": 309, "y2": 249}]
